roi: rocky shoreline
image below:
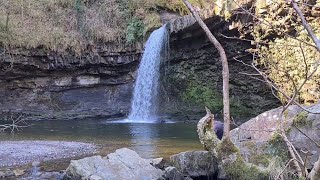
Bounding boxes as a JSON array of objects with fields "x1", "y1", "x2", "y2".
[
  {"x1": 0, "y1": 141, "x2": 96, "y2": 168},
  {"x1": 0, "y1": 104, "x2": 319, "y2": 179}
]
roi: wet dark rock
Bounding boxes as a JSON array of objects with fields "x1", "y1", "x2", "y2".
[
  {"x1": 163, "y1": 166, "x2": 190, "y2": 180},
  {"x1": 149, "y1": 158, "x2": 165, "y2": 169},
  {"x1": 170, "y1": 151, "x2": 218, "y2": 178},
  {"x1": 0, "y1": 46, "x2": 141, "y2": 121},
  {"x1": 160, "y1": 15, "x2": 280, "y2": 121},
  {"x1": 0, "y1": 169, "x2": 15, "y2": 179}
]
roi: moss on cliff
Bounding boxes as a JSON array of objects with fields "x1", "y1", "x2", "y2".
[{"x1": 182, "y1": 82, "x2": 223, "y2": 113}]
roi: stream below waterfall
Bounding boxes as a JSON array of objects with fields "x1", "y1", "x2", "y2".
[{"x1": 0, "y1": 118, "x2": 202, "y2": 171}]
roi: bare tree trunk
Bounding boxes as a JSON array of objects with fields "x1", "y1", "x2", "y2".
[{"x1": 182, "y1": 0, "x2": 231, "y2": 138}]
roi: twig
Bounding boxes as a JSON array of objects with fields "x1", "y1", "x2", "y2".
[
  {"x1": 290, "y1": 1, "x2": 320, "y2": 52},
  {"x1": 231, "y1": 0, "x2": 318, "y2": 49},
  {"x1": 293, "y1": 125, "x2": 320, "y2": 148},
  {"x1": 276, "y1": 158, "x2": 296, "y2": 180}
]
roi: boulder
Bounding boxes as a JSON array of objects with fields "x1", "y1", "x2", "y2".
[
  {"x1": 64, "y1": 148, "x2": 163, "y2": 180},
  {"x1": 148, "y1": 158, "x2": 165, "y2": 169},
  {"x1": 170, "y1": 151, "x2": 218, "y2": 178},
  {"x1": 163, "y1": 166, "x2": 188, "y2": 180},
  {"x1": 230, "y1": 104, "x2": 320, "y2": 169},
  {"x1": 287, "y1": 104, "x2": 320, "y2": 168}
]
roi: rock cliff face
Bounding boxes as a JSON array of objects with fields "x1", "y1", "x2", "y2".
[
  {"x1": 160, "y1": 16, "x2": 279, "y2": 121},
  {"x1": 0, "y1": 45, "x2": 141, "y2": 120},
  {"x1": 0, "y1": 14, "x2": 279, "y2": 121}
]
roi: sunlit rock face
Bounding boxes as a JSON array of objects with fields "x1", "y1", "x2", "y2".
[
  {"x1": 0, "y1": 45, "x2": 141, "y2": 120},
  {"x1": 64, "y1": 148, "x2": 164, "y2": 180},
  {"x1": 230, "y1": 104, "x2": 320, "y2": 169}
]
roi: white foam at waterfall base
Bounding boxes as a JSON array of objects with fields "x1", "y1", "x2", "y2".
[{"x1": 126, "y1": 24, "x2": 169, "y2": 123}]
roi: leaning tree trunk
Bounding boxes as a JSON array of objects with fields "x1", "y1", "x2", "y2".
[
  {"x1": 197, "y1": 107, "x2": 220, "y2": 152},
  {"x1": 182, "y1": 0, "x2": 231, "y2": 138}
]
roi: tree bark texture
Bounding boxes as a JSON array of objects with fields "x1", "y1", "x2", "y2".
[{"x1": 181, "y1": 0, "x2": 231, "y2": 137}]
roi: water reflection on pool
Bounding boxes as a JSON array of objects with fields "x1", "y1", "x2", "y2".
[{"x1": 0, "y1": 119, "x2": 202, "y2": 159}]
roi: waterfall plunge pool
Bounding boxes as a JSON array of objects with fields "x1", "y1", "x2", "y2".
[{"x1": 0, "y1": 118, "x2": 202, "y2": 170}]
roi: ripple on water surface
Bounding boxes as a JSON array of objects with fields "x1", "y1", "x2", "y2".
[{"x1": 0, "y1": 118, "x2": 202, "y2": 162}]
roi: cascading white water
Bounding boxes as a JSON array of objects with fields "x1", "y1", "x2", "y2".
[{"x1": 128, "y1": 25, "x2": 169, "y2": 122}]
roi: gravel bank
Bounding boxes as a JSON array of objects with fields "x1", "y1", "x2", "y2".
[{"x1": 0, "y1": 141, "x2": 96, "y2": 167}]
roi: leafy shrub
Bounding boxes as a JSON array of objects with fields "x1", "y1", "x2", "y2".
[
  {"x1": 252, "y1": 1, "x2": 320, "y2": 104},
  {"x1": 126, "y1": 17, "x2": 145, "y2": 44}
]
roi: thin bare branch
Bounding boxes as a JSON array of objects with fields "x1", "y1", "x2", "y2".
[
  {"x1": 290, "y1": 1, "x2": 320, "y2": 52},
  {"x1": 231, "y1": 0, "x2": 318, "y2": 49},
  {"x1": 293, "y1": 125, "x2": 320, "y2": 148}
]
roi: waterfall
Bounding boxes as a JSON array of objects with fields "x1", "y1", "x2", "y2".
[{"x1": 128, "y1": 25, "x2": 169, "y2": 122}]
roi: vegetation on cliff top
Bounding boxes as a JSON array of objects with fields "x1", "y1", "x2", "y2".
[{"x1": 0, "y1": 0, "x2": 215, "y2": 54}]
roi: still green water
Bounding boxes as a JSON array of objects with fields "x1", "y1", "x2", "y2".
[{"x1": 0, "y1": 119, "x2": 202, "y2": 169}]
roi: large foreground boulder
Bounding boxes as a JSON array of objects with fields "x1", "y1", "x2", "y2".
[
  {"x1": 230, "y1": 104, "x2": 320, "y2": 169},
  {"x1": 170, "y1": 151, "x2": 218, "y2": 178},
  {"x1": 64, "y1": 148, "x2": 163, "y2": 180}
]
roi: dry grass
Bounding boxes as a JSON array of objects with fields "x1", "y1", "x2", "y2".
[
  {"x1": 0, "y1": 0, "x2": 216, "y2": 54},
  {"x1": 0, "y1": 0, "x2": 127, "y2": 54}
]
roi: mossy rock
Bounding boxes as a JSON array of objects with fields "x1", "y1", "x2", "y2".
[
  {"x1": 216, "y1": 138, "x2": 269, "y2": 180},
  {"x1": 292, "y1": 111, "x2": 312, "y2": 128},
  {"x1": 266, "y1": 133, "x2": 290, "y2": 162}
]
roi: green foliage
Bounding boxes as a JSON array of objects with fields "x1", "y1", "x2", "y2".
[
  {"x1": 292, "y1": 111, "x2": 311, "y2": 128},
  {"x1": 266, "y1": 133, "x2": 290, "y2": 161},
  {"x1": 216, "y1": 137, "x2": 239, "y2": 157},
  {"x1": 126, "y1": 18, "x2": 145, "y2": 43},
  {"x1": 182, "y1": 83, "x2": 223, "y2": 113},
  {"x1": 143, "y1": 12, "x2": 162, "y2": 34},
  {"x1": 267, "y1": 156, "x2": 301, "y2": 180},
  {"x1": 265, "y1": 133, "x2": 302, "y2": 179},
  {"x1": 266, "y1": 133, "x2": 303, "y2": 179},
  {"x1": 114, "y1": 0, "x2": 162, "y2": 43},
  {"x1": 74, "y1": 0, "x2": 85, "y2": 13},
  {"x1": 252, "y1": 1, "x2": 320, "y2": 105},
  {"x1": 250, "y1": 154, "x2": 271, "y2": 167}
]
